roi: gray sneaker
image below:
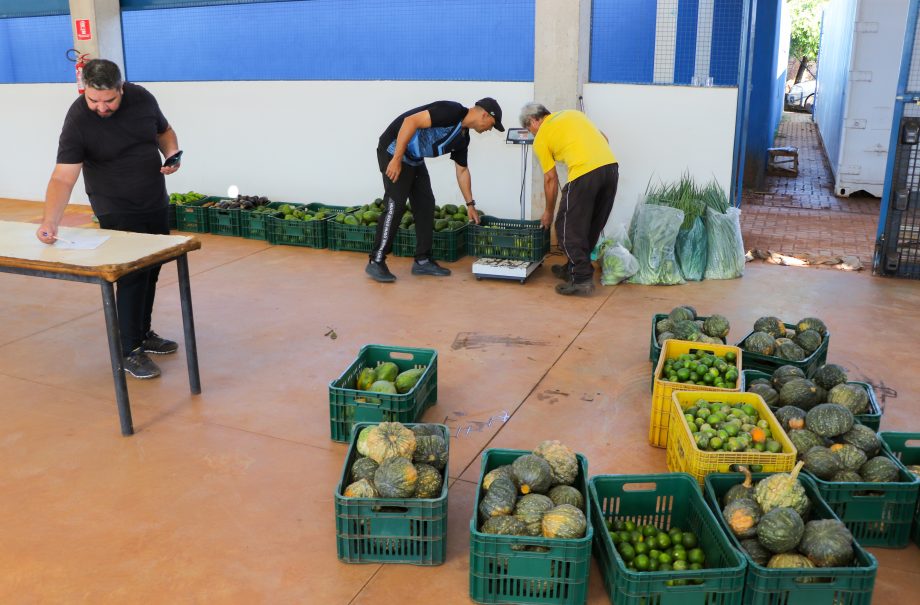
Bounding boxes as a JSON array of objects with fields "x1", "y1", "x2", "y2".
[
  {"x1": 143, "y1": 330, "x2": 178, "y2": 355},
  {"x1": 124, "y1": 347, "x2": 161, "y2": 379},
  {"x1": 366, "y1": 260, "x2": 396, "y2": 282},
  {"x1": 551, "y1": 264, "x2": 572, "y2": 281},
  {"x1": 412, "y1": 258, "x2": 451, "y2": 276},
  {"x1": 555, "y1": 280, "x2": 595, "y2": 297}
]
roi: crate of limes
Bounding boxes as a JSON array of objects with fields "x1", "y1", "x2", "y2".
[
  {"x1": 649, "y1": 340, "x2": 742, "y2": 449},
  {"x1": 666, "y1": 391, "x2": 796, "y2": 485},
  {"x1": 589, "y1": 473, "x2": 745, "y2": 605}
]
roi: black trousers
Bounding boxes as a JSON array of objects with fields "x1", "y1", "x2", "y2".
[
  {"x1": 370, "y1": 147, "x2": 436, "y2": 263},
  {"x1": 556, "y1": 163, "x2": 619, "y2": 282},
  {"x1": 97, "y1": 207, "x2": 170, "y2": 354}
]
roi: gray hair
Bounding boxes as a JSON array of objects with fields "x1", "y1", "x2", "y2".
[
  {"x1": 82, "y1": 59, "x2": 123, "y2": 90},
  {"x1": 519, "y1": 102, "x2": 551, "y2": 128}
]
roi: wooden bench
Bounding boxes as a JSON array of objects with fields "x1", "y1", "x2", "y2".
[{"x1": 767, "y1": 146, "x2": 799, "y2": 176}]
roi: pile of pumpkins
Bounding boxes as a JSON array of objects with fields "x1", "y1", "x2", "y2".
[
  {"x1": 721, "y1": 464, "x2": 856, "y2": 570},
  {"x1": 351, "y1": 361, "x2": 425, "y2": 395},
  {"x1": 342, "y1": 422, "x2": 447, "y2": 499},
  {"x1": 477, "y1": 441, "x2": 587, "y2": 540},
  {"x1": 655, "y1": 305, "x2": 731, "y2": 346},
  {"x1": 746, "y1": 363, "x2": 871, "y2": 416},
  {"x1": 741, "y1": 316, "x2": 827, "y2": 362}
]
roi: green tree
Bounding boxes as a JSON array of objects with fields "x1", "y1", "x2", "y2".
[{"x1": 788, "y1": 0, "x2": 829, "y2": 83}]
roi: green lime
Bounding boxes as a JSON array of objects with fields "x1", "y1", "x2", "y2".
[
  {"x1": 648, "y1": 558, "x2": 660, "y2": 571},
  {"x1": 672, "y1": 560, "x2": 689, "y2": 571},
  {"x1": 656, "y1": 533, "x2": 672, "y2": 549},
  {"x1": 618, "y1": 542, "x2": 636, "y2": 562},
  {"x1": 623, "y1": 520, "x2": 637, "y2": 532},
  {"x1": 689, "y1": 562, "x2": 703, "y2": 571},
  {"x1": 609, "y1": 531, "x2": 621, "y2": 545},
  {"x1": 709, "y1": 437, "x2": 723, "y2": 449},
  {"x1": 668, "y1": 531, "x2": 682, "y2": 546},
  {"x1": 649, "y1": 549, "x2": 661, "y2": 560},
  {"x1": 634, "y1": 541, "x2": 649, "y2": 556},
  {"x1": 688, "y1": 548, "x2": 705, "y2": 564},
  {"x1": 681, "y1": 533, "x2": 699, "y2": 549},
  {"x1": 668, "y1": 526, "x2": 683, "y2": 537},
  {"x1": 676, "y1": 368, "x2": 690, "y2": 382},
  {"x1": 630, "y1": 530, "x2": 643, "y2": 544},
  {"x1": 658, "y1": 552, "x2": 672, "y2": 565},
  {"x1": 659, "y1": 562, "x2": 673, "y2": 572},
  {"x1": 618, "y1": 531, "x2": 631, "y2": 544},
  {"x1": 672, "y1": 549, "x2": 688, "y2": 562},
  {"x1": 724, "y1": 351, "x2": 736, "y2": 363},
  {"x1": 634, "y1": 554, "x2": 650, "y2": 571}
]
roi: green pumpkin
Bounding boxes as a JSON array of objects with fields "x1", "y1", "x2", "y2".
[
  {"x1": 779, "y1": 378, "x2": 820, "y2": 410},
  {"x1": 365, "y1": 422, "x2": 417, "y2": 463},
  {"x1": 745, "y1": 331, "x2": 776, "y2": 355},
  {"x1": 656, "y1": 318, "x2": 674, "y2": 335},
  {"x1": 740, "y1": 538, "x2": 773, "y2": 566},
  {"x1": 830, "y1": 444, "x2": 867, "y2": 471},
  {"x1": 776, "y1": 341, "x2": 807, "y2": 361},
  {"x1": 702, "y1": 314, "x2": 731, "y2": 339},
  {"x1": 482, "y1": 465, "x2": 518, "y2": 491},
  {"x1": 673, "y1": 319, "x2": 702, "y2": 342},
  {"x1": 723, "y1": 466, "x2": 755, "y2": 506},
  {"x1": 414, "y1": 463, "x2": 443, "y2": 498},
  {"x1": 479, "y1": 476, "x2": 518, "y2": 520},
  {"x1": 830, "y1": 470, "x2": 863, "y2": 482},
  {"x1": 547, "y1": 485, "x2": 584, "y2": 509},
  {"x1": 827, "y1": 383, "x2": 870, "y2": 415},
  {"x1": 409, "y1": 423, "x2": 442, "y2": 437},
  {"x1": 749, "y1": 384, "x2": 779, "y2": 407},
  {"x1": 767, "y1": 552, "x2": 815, "y2": 570},
  {"x1": 812, "y1": 364, "x2": 848, "y2": 390},
  {"x1": 772, "y1": 365, "x2": 806, "y2": 390},
  {"x1": 799, "y1": 519, "x2": 854, "y2": 567},
  {"x1": 757, "y1": 507, "x2": 805, "y2": 553},
  {"x1": 774, "y1": 406, "x2": 807, "y2": 432},
  {"x1": 657, "y1": 331, "x2": 676, "y2": 346},
  {"x1": 793, "y1": 329, "x2": 823, "y2": 355},
  {"x1": 723, "y1": 498, "x2": 762, "y2": 538},
  {"x1": 803, "y1": 446, "x2": 843, "y2": 480},
  {"x1": 373, "y1": 457, "x2": 418, "y2": 498},
  {"x1": 356, "y1": 426, "x2": 374, "y2": 457},
  {"x1": 541, "y1": 504, "x2": 587, "y2": 539},
  {"x1": 343, "y1": 478, "x2": 379, "y2": 498},
  {"x1": 351, "y1": 457, "x2": 379, "y2": 483},
  {"x1": 533, "y1": 440, "x2": 578, "y2": 486},
  {"x1": 805, "y1": 404, "x2": 855, "y2": 438},
  {"x1": 788, "y1": 429, "x2": 826, "y2": 460},
  {"x1": 859, "y1": 455, "x2": 899, "y2": 483},
  {"x1": 754, "y1": 461, "x2": 810, "y2": 517},
  {"x1": 839, "y1": 424, "x2": 881, "y2": 456},
  {"x1": 412, "y1": 434, "x2": 448, "y2": 471},
  {"x1": 511, "y1": 454, "x2": 553, "y2": 495},
  {"x1": 796, "y1": 317, "x2": 828, "y2": 338},
  {"x1": 513, "y1": 494, "x2": 555, "y2": 536},
  {"x1": 749, "y1": 378, "x2": 773, "y2": 388},
  {"x1": 754, "y1": 316, "x2": 786, "y2": 339},
  {"x1": 481, "y1": 515, "x2": 527, "y2": 535},
  {"x1": 669, "y1": 306, "x2": 695, "y2": 323}
]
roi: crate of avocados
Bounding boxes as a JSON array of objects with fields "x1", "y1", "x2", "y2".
[
  {"x1": 394, "y1": 223, "x2": 468, "y2": 262},
  {"x1": 335, "y1": 421, "x2": 449, "y2": 565},
  {"x1": 268, "y1": 203, "x2": 347, "y2": 248},
  {"x1": 467, "y1": 215, "x2": 551, "y2": 262},
  {"x1": 666, "y1": 391, "x2": 796, "y2": 485},
  {"x1": 735, "y1": 317, "x2": 829, "y2": 377},
  {"x1": 590, "y1": 473, "x2": 746, "y2": 605},
  {"x1": 203, "y1": 197, "x2": 242, "y2": 237},
  {"x1": 649, "y1": 339, "x2": 742, "y2": 449},
  {"x1": 327, "y1": 209, "x2": 379, "y2": 252},
  {"x1": 174, "y1": 198, "x2": 212, "y2": 233},
  {"x1": 704, "y1": 470, "x2": 877, "y2": 605},
  {"x1": 470, "y1": 447, "x2": 592, "y2": 605},
  {"x1": 879, "y1": 432, "x2": 920, "y2": 547},
  {"x1": 741, "y1": 369, "x2": 883, "y2": 431},
  {"x1": 328, "y1": 345, "x2": 437, "y2": 443}
]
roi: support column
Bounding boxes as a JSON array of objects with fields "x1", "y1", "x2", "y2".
[
  {"x1": 531, "y1": 0, "x2": 592, "y2": 219},
  {"x1": 69, "y1": 0, "x2": 125, "y2": 74}
]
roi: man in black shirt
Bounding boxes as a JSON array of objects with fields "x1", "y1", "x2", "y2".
[
  {"x1": 36, "y1": 59, "x2": 182, "y2": 380},
  {"x1": 366, "y1": 98, "x2": 504, "y2": 282}
]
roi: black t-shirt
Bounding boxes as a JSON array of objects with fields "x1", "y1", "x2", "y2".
[
  {"x1": 57, "y1": 82, "x2": 169, "y2": 216},
  {"x1": 378, "y1": 101, "x2": 471, "y2": 167}
]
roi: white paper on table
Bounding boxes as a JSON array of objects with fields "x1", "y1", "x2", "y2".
[{"x1": 53, "y1": 234, "x2": 111, "y2": 250}]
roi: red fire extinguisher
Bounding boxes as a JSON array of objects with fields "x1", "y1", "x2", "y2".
[{"x1": 75, "y1": 53, "x2": 90, "y2": 94}]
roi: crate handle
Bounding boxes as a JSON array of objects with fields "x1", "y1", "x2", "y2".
[
  {"x1": 373, "y1": 505, "x2": 410, "y2": 514},
  {"x1": 622, "y1": 482, "x2": 658, "y2": 492},
  {"x1": 849, "y1": 489, "x2": 886, "y2": 499},
  {"x1": 904, "y1": 439, "x2": 920, "y2": 448},
  {"x1": 388, "y1": 351, "x2": 415, "y2": 361}
]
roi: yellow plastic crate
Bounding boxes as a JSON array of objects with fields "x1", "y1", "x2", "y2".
[
  {"x1": 666, "y1": 391, "x2": 797, "y2": 485},
  {"x1": 648, "y1": 339, "x2": 743, "y2": 448}
]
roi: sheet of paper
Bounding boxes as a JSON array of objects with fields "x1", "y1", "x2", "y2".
[{"x1": 53, "y1": 234, "x2": 110, "y2": 250}]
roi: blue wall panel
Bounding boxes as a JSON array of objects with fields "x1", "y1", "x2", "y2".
[
  {"x1": 0, "y1": 0, "x2": 68, "y2": 19},
  {"x1": 590, "y1": 0, "x2": 656, "y2": 84},
  {"x1": 122, "y1": 0, "x2": 534, "y2": 82},
  {"x1": 710, "y1": 0, "x2": 743, "y2": 86},
  {"x1": 0, "y1": 15, "x2": 73, "y2": 83},
  {"x1": 674, "y1": 0, "x2": 700, "y2": 85}
]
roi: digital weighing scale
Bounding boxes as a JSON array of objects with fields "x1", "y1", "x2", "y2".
[{"x1": 472, "y1": 127, "x2": 546, "y2": 283}]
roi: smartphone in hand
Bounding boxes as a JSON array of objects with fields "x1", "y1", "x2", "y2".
[{"x1": 163, "y1": 150, "x2": 183, "y2": 167}]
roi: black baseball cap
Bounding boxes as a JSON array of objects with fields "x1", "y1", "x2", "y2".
[{"x1": 475, "y1": 97, "x2": 505, "y2": 131}]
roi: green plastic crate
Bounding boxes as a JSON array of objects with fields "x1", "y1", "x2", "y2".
[
  {"x1": 269, "y1": 203, "x2": 347, "y2": 248},
  {"x1": 334, "y1": 422, "x2": 449, "y2": 565},
  {"x1": 168, "y1": 204, "x2": 177, "y2": 230},
  {"x1": 735, "y1": 323, "x2": 829, "y2": 376},
  {"x1": 589, "y1": 473, "x2": 746, "y2": 605},
  {"x1": 469, "y1": 449, "x2": 592, "y2": 605},
  {"x1": 204, "y1": 198, "x2": 242, "y2": 237},
  {"x1": 650, "y1": 314, "x2": 721, "y2": 364},
  {"x1": 327, "y1": 210, "x2": 378, "y2": 252},
  {"x1": 328, "y1": 345, "x2": 437, "y2": 443},
  {"x1": 174, "y1": 199, "x2": 211, "y2": 233},
  {"x1": 704, "y1": 473, "x2": 877, "y2": 605},
  {"x1": 467, "y1": 216, "x2": 551, "y2": 262},
  {"x1": 879, "y1": 432, "x2": 920, "y2": 547},
  {"x1": 740, "y1": 370, "x2": 883, "y2": 431},
  {"x1": 393, "y1": 223, "x2": 468, "y2": 262},
  {"x1": 240, "y1": 202, "x2": 292, "y2": 241}
]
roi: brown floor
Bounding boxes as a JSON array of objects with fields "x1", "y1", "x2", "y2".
[
  {"x1": 1, "y1": 199, "x2": 918, "y2": 603},
  {"x1": 741, "y1": 112, "x2": 880, "y2": 264}
]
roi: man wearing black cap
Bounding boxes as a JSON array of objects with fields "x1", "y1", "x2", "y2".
[{"x1": 366, "y1": 98, "x2": 504, "y2": 282}]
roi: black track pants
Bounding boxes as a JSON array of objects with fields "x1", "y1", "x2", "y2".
[
  {"x1": 555, "y1": 163, "x2": 619, "y2": 282},
  {"x1": 370, "y1": 147, "x2": 437, "y2": 262},
  {"x1": 96, "y1": 206, "x2": 170, "y2": 353}
]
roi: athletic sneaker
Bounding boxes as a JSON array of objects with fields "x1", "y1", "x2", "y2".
[
  {"x1": 555, "y1": 280, "x2": 595, "y2": 296},
  {"x1": 551, "y1": 263, "x2": 572, "y2": 281},
  {"x1": 412, "y1": 258, "x2": 451, "y2": 276},
  {"x1": 143, "y1": 330, "x2": 178, "y2": 355},
  {"x1": 366, "y1": 260, "x2": 397, "y2": 282},
  {"x1": 124, "y1": 348, "x2": 161, "y2": 379}
]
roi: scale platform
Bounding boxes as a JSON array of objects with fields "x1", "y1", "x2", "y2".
[{"x1": 472, "y1": 257, "x2": 544, "y2": 283}]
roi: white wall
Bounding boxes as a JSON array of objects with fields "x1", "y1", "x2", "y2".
[
  {"x1": 0, "y1": 81, "x2": 534, "y2": 219},
  {"x1": 583, "y1": 83, "x2": 738, "y2": 230}
]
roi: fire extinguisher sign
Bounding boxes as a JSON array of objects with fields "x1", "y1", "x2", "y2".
[{"x1": 75, "y1": 19, "x2": 92, "y2": 41}]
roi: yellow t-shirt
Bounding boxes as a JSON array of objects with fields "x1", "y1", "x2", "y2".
[{"x1": 533, "y1": 110, "x2": 617, "y2": 182}]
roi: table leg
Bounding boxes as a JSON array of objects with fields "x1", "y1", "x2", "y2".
[
  {"x1": 101, "y1": 281, "x2": 134, "y2": 436},
  {"x1": 177, "y1": 254, "x2": 201, "y2": 394}
]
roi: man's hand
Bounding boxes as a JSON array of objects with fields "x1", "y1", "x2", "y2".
[
  {"x1": 160, "y1": 164, "x2": 180, "y2": 176},
  {"x1": 386, "y1": 157, "x2": 402, "y2": 183},
  {"x1": 467, "y1": 205, "x2": 480, "y2": 225},
  {"x1": 36, "y1": 222, "x2": 58, "y2": 244},
  {"x1": 540, "y1": 209, "x2": 553, "y2": 229}
]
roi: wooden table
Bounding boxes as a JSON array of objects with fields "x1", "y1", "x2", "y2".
[{"x1": 0, "y1": 220, "x2": 202, "y2": 436}]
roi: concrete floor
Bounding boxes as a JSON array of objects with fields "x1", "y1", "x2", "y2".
[{"x1": 1, "y1": 199, "x2": 918, "y2": 603}]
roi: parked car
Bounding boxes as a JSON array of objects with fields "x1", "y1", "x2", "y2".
[{"x1": 785, "y1": 79, "x2": 816, "y2": 112}]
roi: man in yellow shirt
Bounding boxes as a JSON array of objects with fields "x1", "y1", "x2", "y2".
[{"x1": 521, "y1": 103, "x2": 619, "y2": 296}]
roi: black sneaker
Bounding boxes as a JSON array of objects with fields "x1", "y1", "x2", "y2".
[
  {"x1": 123, "y1": 348, "x2": 161, "y2": 379},
  {"x1": 412, "y1": 258, "x2": 451, "y2": 276},
  {"x1": 551, "y1": 263, "x2": 572, "y2": 281},
  {"x1": 366, "y1": 260, "x2": 396, "y2": 282},
  {"x1": 555, "y1": 280, "x2": 595, "y2": 297},
  {"x1": 143, "y1": 330, "x2": 178, "y2": 355}
]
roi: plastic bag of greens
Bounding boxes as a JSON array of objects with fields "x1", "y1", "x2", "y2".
[
  {"x1": 628, "y1": 204, "x2": 685, "y2": 285},
  {"x1": 601, "y1": 243, "x2": 638, "y2": 285},
  {"x1": 591, "y1": 222, "x2": 632, "y2": 261},
  {"x1": 704, "y1": 207, "x2": 745, "y2": 280},
  {"x1": 675, "y1": 216, "x2": 708, "y2": 281}
]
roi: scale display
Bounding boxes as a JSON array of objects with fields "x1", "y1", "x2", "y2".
[{"x1": 506, "y1": 128, "x2": 534, "y2": 145}]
